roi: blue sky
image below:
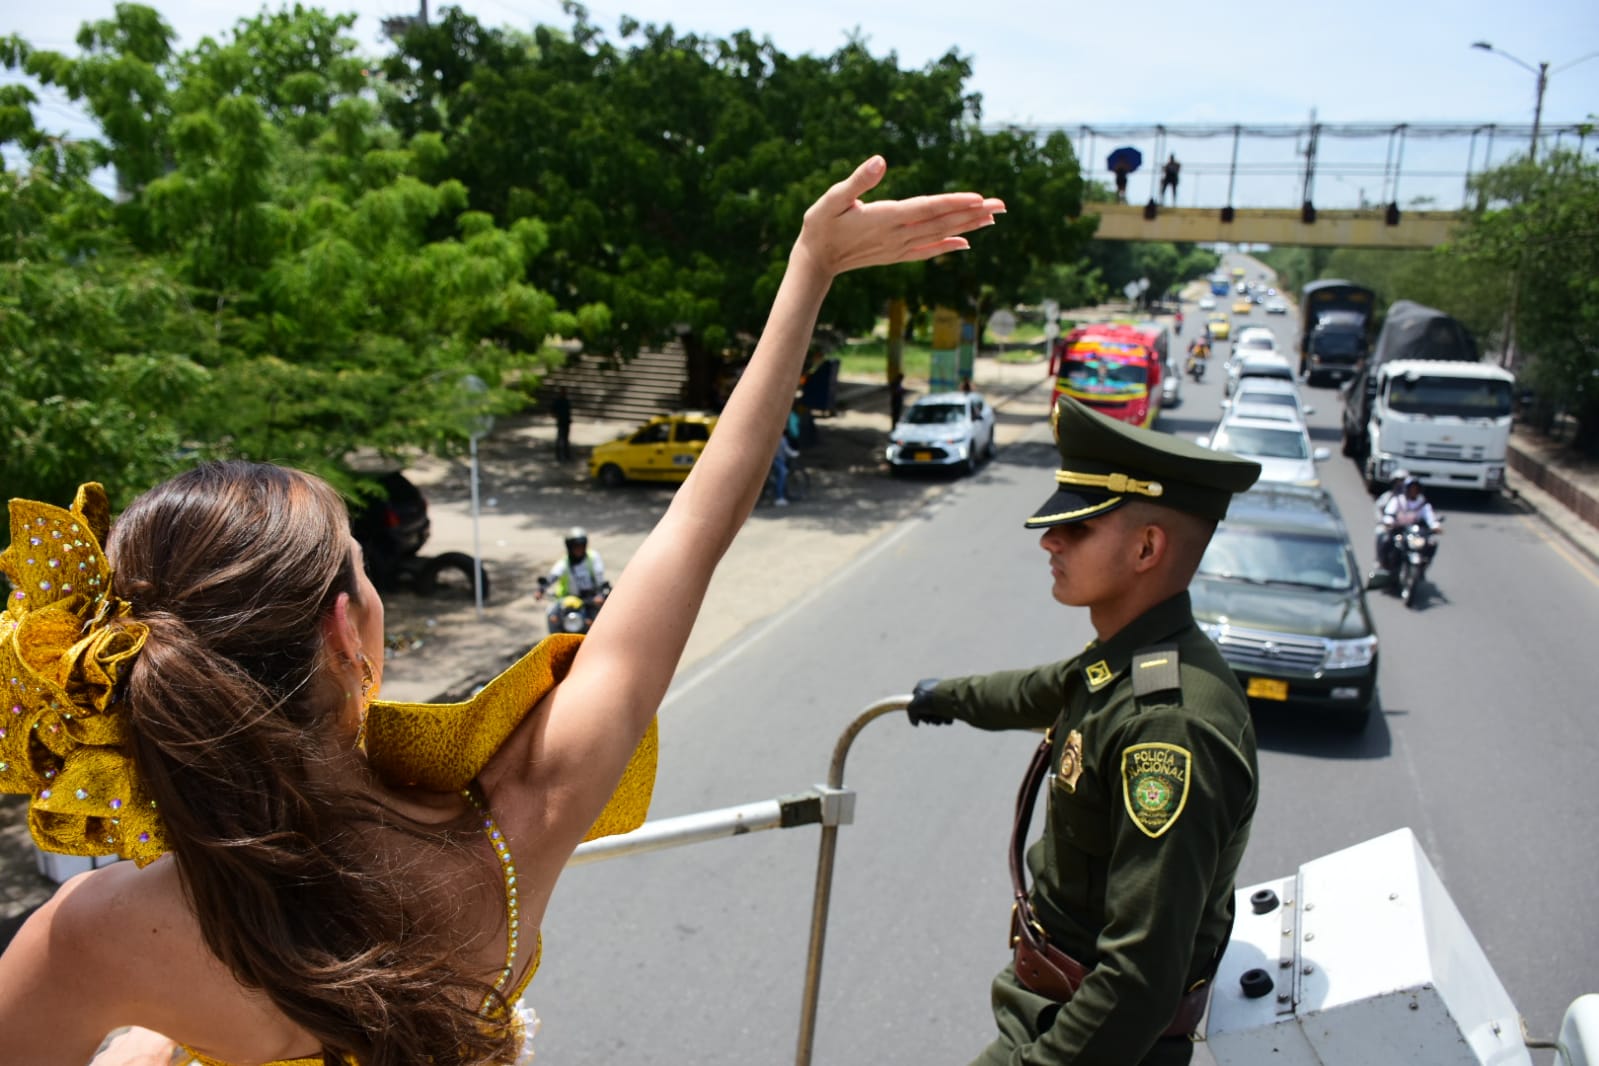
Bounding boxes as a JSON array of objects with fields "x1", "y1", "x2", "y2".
[{"x1": 8, "y1": 0, "x2": 1599, "y2": 207}]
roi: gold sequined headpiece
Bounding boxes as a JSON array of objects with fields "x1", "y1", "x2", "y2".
[{"x1": 0, "y1": 484, "x2": 168, "y2": 865}]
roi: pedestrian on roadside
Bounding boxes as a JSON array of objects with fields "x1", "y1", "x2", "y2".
[
  {"x1": 0, "y1": 157, "x2": 1004, "y2": 1066},
  {"x1": 1113, "y1": 163, "x2": 1131, "y2": 204},
  {"x1": 890, "y1": 372, "x2": 907, "y2": 427},
  {"x1": 904, "y1": 395, "x2": 1262, "y2": 1066},
  {"x1": 552, "y1": 386, "x2": 573, "y2": 461},
  {"x1": 769, "y1": 433, "x2": 798, "y2": 507},
  {"x1": 1161, "y1": 155, "x2": 1181, "y2": 205}
]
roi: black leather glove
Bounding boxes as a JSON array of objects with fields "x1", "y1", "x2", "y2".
[{"x1": 906, "y1": 678, "x2": 953, "y2": 727}]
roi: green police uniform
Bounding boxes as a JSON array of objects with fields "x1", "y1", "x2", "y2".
[{"x1": 924, "y1": 396, "x2": 1262, "y2": 1066}]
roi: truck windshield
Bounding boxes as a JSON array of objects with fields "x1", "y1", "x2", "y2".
[
  {"x1": 1387, "y1": 376, "x2": 1513, "y2": 418},
  {"x1": 1312, "y1": 331, "x2": 1362, "y2": 356}
]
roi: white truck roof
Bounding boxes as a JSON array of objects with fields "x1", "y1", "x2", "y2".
[{"x1": 1377, "y1": 359, "x2": 1514, "y2": 382}]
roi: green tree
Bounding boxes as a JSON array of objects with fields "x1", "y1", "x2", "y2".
[
  {"x1": 1459, "y1": 148, "x2": 1599, "y2": 449},
  {"x1": 4, "y1": 5, "x2": 572, "y2": 499},
  {"x1": 382, "y1": 9, "x2": 1092, "y2": 403},
  {"x1": 0, "y1": 132, "x2": 206, "y2": 504}
]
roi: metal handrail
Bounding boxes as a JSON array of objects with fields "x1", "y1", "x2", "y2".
[
  {"x1": 795, "y1": 697, "x2": 908, "y2": 1065},
  {"x1": 562, "y1": 695, "x2": 911, "y2": 1066}
]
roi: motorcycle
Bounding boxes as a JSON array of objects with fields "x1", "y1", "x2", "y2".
[
  {"x1": 1374, "y1": 520, "x2": 1441, "y2": 609},
  {"x1": 1186, "y1": 346, "x2": 1209, "y2": 382},
  {"x1": 539, "y1": 578, "x2": 611, "y2": 634}
]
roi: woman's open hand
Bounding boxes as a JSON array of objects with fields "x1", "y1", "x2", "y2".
[{"x1": 793, "y1": 156, "x2": 1005, "y2": 279}]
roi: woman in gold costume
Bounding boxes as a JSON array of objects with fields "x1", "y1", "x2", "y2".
[{"x1": 0, "y1": 158, "x2": 1002, "y2": 1065}]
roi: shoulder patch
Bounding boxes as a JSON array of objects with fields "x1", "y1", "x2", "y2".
[
  {"x1": 1121, "y1": 742, "x2": 1192, "y2": 838},
  {"x1": 1131, "y1": 645, "x2": 1181, "y2": 697}
]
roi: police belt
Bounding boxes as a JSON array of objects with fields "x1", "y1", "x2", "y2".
[{"x1": 1010, "y1": 731, "x2": 1221, "y2": 1038}]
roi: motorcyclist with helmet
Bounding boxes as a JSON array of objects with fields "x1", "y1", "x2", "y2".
[
  {"x1": 1378, "y1": 476, "x2": 1441, "y2": 574},
  {"x1": 1185, "y1": 336, "x2": 1210, "y2": 379},
  {"x1": 1371, "y1": 468, "x2": 1409, "y2": 565},
  {"x1": 537, "y1": 527, "x2": 608, "y2": 633}
]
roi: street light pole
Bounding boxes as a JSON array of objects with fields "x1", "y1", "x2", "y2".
[
  {"x1": 1472, "y1": 42, "x2": 1599, "y2": 162},
  {"x1": 1529, "y1": 61, "x2": 1548, "y2": 162}
]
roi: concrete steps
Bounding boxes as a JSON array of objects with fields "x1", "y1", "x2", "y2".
[{"x1": 539, "y1": 346, "x2": 689, "y2": 424}]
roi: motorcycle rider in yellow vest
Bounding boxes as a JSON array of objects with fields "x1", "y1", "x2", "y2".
[{"x1": 537, "y1": 527, "x2": 607, "y2": 633}]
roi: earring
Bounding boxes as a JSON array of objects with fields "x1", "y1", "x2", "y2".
[
  {"x1": 355, "y1": 652, "x2": 377, "y2": 750},
  {"x1": 358, "y1": 652, "x2": 376, "y2": 706}
]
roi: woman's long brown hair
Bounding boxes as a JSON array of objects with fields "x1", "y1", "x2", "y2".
[{"x1": 107, "y1": 461, "x2": 518, "y2": 1065}]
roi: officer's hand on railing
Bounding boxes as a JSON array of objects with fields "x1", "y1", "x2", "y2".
[{"x1": 906, "y1": 678, "x2": 954, "y2": 727}]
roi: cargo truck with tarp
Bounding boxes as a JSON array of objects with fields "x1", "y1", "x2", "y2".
[{"x1": 1339, "y1": 300, "x2": 1514, "y2": 493}]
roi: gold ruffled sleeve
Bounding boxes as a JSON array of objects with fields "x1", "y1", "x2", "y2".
[{"x1": 363, "y1": 633, "x2": 656, "y2": 840}]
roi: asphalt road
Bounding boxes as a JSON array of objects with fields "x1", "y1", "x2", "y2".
[{"x1": 532, "y1": 263, "x2": 1599, "y2": 1065}]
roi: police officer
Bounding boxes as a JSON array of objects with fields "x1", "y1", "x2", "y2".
[{"x1": 907, "y1": 396, "x2": 1262, "y2": 1066}]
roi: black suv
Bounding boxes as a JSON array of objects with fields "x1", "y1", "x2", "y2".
[
  {"x1": 350, "y1": 471, "x2": 431, "y2": 585},
  {"x1": 1191, "y1": 484, "x2": 1379, "y2": 731}
]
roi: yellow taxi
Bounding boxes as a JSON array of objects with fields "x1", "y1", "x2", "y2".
[
  {"x1": 590, "y1": 411, "x2": 718, "y2": 487},
  {"x1": 1207, "y1": 313, "x2": 1232, "y2": 341},
  {"x1": 1232, "y1": 298, "x2": 1254, "y2": 316}
]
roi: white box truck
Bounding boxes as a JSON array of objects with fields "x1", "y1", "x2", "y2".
[{"x1": 1339, "y1": 301, "x2": 1515, "y2": 494}]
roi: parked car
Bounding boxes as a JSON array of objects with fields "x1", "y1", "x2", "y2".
[
  {"x1": 350, "y1": 471, "x2": 489, "y2": 600},
  {"x1": 885, "y1": 391, "x2": 996, "y2": 475},
  {"x1": 590, "y1": 411, "x2": 718, "y2": 487},
  {"x1": 1199, "y1": 410, "x2": 1330, "y2": 485},
  {"x1": 1160, "y1": 354, "x2": 1184, "y2": 408},
  {"x1": 1191, "y1": 483, "x2": 1379, "y2": 731},
  {"x1": 1225, "y1": 351, "x2": 1296, "y2": 397}
]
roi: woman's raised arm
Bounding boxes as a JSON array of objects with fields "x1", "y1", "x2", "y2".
[{"x1": 510, "y1": 156, "x2": 1002, "y2": 841}]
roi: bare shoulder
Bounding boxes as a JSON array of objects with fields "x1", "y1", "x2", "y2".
[
  {"x1": 0, "y1": 856, "x2": 315, "y2": 1063},
  {"x1": 0, "y1": 858, "x2": 196, "y2": 1062}
]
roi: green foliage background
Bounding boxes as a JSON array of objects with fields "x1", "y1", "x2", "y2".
[{"x1": 7, "y1": 2, "x2": 1583, "y2": 515}]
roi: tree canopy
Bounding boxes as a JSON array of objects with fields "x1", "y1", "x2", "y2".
[{"x1": 4, "y1": 3, "x2": 1097, "y2": 503}]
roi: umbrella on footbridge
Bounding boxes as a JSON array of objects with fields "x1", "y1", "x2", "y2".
[{"x1": 1106, "y1": 146, "x2": 1143, "y2": 174}]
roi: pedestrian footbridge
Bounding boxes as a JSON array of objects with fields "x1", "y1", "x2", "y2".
[
  {"x1": 1090, "y1": 203, "x2": 1464, "y2": 249},
  {"x1": 1011, "y1": 120, "x2": 1593, "y2": 248}
]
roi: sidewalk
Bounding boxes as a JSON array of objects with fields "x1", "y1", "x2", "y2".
[{"x1": 1505, "y1": 428, "x2": 1599, "y2": 565}]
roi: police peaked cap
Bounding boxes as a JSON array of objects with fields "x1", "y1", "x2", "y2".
[{"x1": 1026, "y1": 396, "x2": 1262, "y2": 527}]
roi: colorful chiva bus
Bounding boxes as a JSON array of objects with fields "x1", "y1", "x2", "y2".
[{"x1": 1051, "y1": 323, "x2": 1165, "y2": 428}]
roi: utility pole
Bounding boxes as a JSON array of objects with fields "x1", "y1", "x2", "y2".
[{"x1": 381, "y1": 0, "x2": 428, "y2": 41}]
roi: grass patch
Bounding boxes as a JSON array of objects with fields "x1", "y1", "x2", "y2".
[{"x1": 836, "y1": 339, "x2": 933, "y2": 379}]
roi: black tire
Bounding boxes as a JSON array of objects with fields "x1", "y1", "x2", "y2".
[
  {"x1": 985, "y1": 433, "x2": 998, "y2": 460},
  {"x1": 1340, "y1": 425, "x2": 1357, "y2": 458},
  {"x1": 1403, "y1": 564, "x2": 1425, "y2": 609},
  {"x1": 597, "y1": 463, "x2": 625, "y2": 489},
  {"x1": 417, "y1": 551, "x2": 490, "y2": 602}
]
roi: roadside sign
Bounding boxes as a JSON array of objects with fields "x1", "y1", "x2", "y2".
[
  {"x1": 1123, "y1": 281, "x2": 1141, "y2": 301},
  {"x1": 1044, "y1": 321, "x2": 1060, "y2": 342},
  {"x1": 988, "y1": 309, "x2": 1017, "y2": 340},
  {"x1": 1042, "y1": 299, "x2": 1060, "y2": 322}
]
